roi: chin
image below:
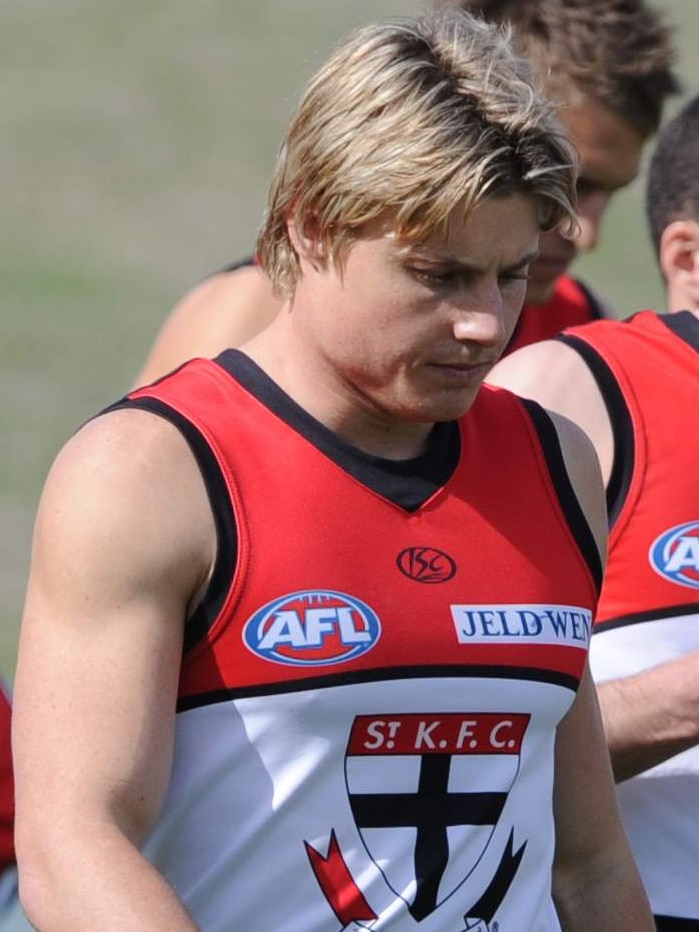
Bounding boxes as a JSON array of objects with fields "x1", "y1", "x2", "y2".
[{"x1": 424, "y1": 389, "x2": 483, "y2": 424}]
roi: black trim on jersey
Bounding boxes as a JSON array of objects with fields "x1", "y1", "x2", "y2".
[
  {"x1": 593, "y1": 601, "x2": 699, "y2": 635},
  {"x1": 654, "y1": 915, "x2": 699, "y2": 931},
  {"x1": 660, "y1": 309, "x2": 699, "y2": 352},
  {"x1": 214, "y1": 349, "x2": 461, "y2": 512},
  {"x1": 519, "y1": 398, "x2": 603, "y2": 593},
  {"x1": 176, "y1": 664, "x2": 580, "y2": 713},
  {"x1": 504, "y1": 276, "x2": 604, "y2": 353},
  {"x1": 217, "y1": 254, "x2": 256, "y2": 275},
  {"x1": 556, "y1": 333, "x2": 635, "y2": 528},
  {"x1": 105, "y1": 396, "x2": 238, "y2": 652},
  {"x1": 574, "y1": 279, "x2": 607, "y2": 320}
]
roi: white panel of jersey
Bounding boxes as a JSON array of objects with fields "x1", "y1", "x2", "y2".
[
  {"x1": 590, "y1": 613, "x2": 699, "y2": 920},
  {"x1": 143, "y1": 675, "x2": 571, "y2": 932}
]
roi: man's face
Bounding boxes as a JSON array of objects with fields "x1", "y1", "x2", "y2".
[
  {"x1": 294, "y1": 193, "x2": 540, "y2": 438},
  {"x1": 525, "y1": 95, "x2": 645, "y2": 306}
]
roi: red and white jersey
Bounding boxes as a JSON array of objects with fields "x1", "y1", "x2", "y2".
[
  {"x1": 559, "y1": 310, "x2": 699, "y2": 921},
  {"x1": 505, "y1": 275, "x2": 605, "y2": 356},
  {"x1": 121, "y1": 352, "x2": 601, "y2": 932}
]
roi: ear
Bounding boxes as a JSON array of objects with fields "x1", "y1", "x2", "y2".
[
  {"x1": 286, "y1": 214, "x2": 326, "y2": 268},
  {"x1": 659, "y1": 219, "x2": 699, "y2": 308}
]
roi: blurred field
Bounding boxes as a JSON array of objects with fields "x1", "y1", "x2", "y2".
[{"x1": 3, "y1": 0, "x2": 699, "y2": 680}]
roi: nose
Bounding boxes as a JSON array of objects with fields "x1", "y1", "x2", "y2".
[
  {"x1": 451, "y1": 282, "x2": 507, "y2": 349},
  {"x1": 570, "y1": 191, "x2": 610, "y2": 252}
]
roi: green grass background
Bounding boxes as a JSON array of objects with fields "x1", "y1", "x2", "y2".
[{"x1": 3, "y1": 0, "x2": 699, "y2": 680}]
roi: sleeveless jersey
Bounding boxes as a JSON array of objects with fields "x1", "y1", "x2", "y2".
[
  {"x1": 505, "y1": 275, "x2": 605, "y2": 356},
  {"x1": 558, "y1": 310, "x2": 699, "y2": 922},
  {"x1": 121, "y1": 351, "x2": 601, "y2": 932}
]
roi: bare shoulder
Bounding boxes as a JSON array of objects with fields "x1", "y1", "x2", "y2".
[
  {"x1": 133, "y1": 265, "x2": 283, "y2": 387},
  {"x1": 14, "y1": 408, "x2": 216, "y2": 882},
  {"x1": 34, "y1": 407, "x2": 215, "y2": 608},
  {"x1": 487, "y1": 338, "x2": 591, "y2": 406}
]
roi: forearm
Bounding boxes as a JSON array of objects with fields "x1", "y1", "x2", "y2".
[
  {"x1": 18, "y1": 824, "x2": 198, "y2": 932},
  {"x1": 553, "y1": 838, "x2": 654, "y2": 932},
  {"x1": 597, "y1": 649, "x2": 699, "y2": 782}
]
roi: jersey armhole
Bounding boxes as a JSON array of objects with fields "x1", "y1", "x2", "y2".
[
  {"x1": 555, "y1": 334, "x2": 635, "y2": 527},
  {"x1": 105, "y1": 396, "x2": 238, "y2": 652},
  {"x1": 519, "y1": 397, "x2": 604, "y2": 593}
]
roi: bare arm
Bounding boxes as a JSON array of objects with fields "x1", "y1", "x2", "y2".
[
  {"x1": 597, "y1": 650, "x2": 699, "y2": 782},
  {"x1": 13, "y1": 409, "x2": 215, "y2": 931},
  {"x1": 552, "y1": 668, "x2": 654, "y2": 931},
  {"x1": 133, "y1": 265, "x2": 283, "y2": 388}
]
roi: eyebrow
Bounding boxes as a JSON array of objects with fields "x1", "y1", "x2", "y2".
[
  {"x1": 503, "y1": 250, "x2": 540, "y2": 272},
  {"x1": 401, "y1": 247, "x2": 540, "y2": 272},
  {"x1": 442, "y1": 250, "x2": 540, "y2": 274}
]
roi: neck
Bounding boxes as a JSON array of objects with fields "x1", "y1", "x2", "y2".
[
  {"x1": 666, "y1": 284, "x2": 699, "y2": 316},
  {"x1": 243, "y1": 318, "x2": 435, "y2": 461}
]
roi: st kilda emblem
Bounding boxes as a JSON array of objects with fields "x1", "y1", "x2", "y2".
[
  {"x1": 397, "y1": 547, "x2": 457, "y2": 583},
  {"x1": 306, "y1": 712, "x2": 529, "y2": 929}
]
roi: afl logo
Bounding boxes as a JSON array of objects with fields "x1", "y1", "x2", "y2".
[
  {"x1": 649, "y1": 521, "x2": 699, "y2": 589},
  {"x1": 397, "y1": 547, "x2": 457, "y2": 584},
  {"x1": 243, "y1": 590, "x2": 381, "y2": 666}
]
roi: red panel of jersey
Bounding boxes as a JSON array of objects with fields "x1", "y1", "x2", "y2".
[
  {"x1": 128, "y1": 355, "x2": 599, "y2": 702},
  {"x1": 561, "y1": 310, "x2": 699, "y2": 627}
]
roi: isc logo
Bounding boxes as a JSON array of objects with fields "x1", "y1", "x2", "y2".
[
  {"x1": 243, "y1": 590, "x2": 382, "y2": 666},
  {"x1": 649, "y1": 521, "x2": 699, "y2": 589}
]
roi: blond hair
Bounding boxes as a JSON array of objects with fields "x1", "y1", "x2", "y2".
[{"x1": 257, "y1": 5, "x2": 577, "y2": 296}]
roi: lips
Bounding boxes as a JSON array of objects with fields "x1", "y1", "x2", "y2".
[{"x1": 428, "y1": 360, "x2": 495, "y2": 383}]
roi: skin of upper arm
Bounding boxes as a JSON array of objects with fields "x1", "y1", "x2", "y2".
[
  {"x1": 133, "y1": 266, "x2": 284, "y2": 388},
  {"x1": 553, "y1": 668, "x2": 620, "y2": 870},
  {"x1": 552, "y1": 667, "x2": 653, "y2": 931},
  {"x1": 13, "y1": 409, "x2": 215, "y2": 863}
]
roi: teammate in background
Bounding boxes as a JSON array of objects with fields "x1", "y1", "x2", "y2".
[
  {"x1": 132, "y1": 0, "x2": 678, "y2": 388},
  {"x1": 487, "y1": 93, "x2": 699, "y2": 931},
  {"x1": 13, "y1": 8, "x2": 652, "y2": 931}
]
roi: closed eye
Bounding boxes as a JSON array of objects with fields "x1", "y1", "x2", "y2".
[
  {"x1": 499, "y1": 270, "x2": 528, "y2": 284},
  {"x1": 408, "y1": 266, "x2": 459, "y2": 289}
]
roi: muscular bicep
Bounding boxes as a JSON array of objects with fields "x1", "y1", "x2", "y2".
[
  {"x1": 553, "y1": 667, "x2": 619, "y2": 866},
  {"x1": 13, "y1": 410, "x2": 215, "y2": 852}
]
